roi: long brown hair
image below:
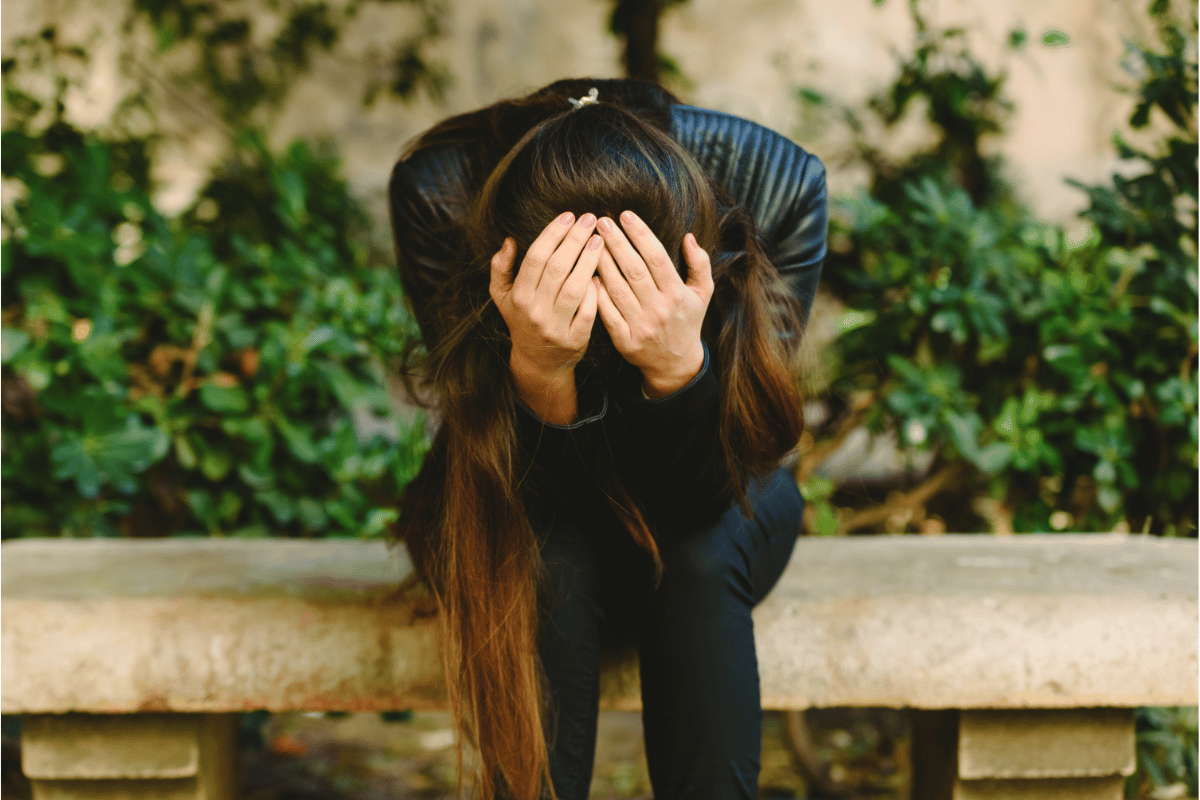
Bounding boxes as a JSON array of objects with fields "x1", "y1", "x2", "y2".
[{"x1": 390, "y1": 78, "x2": 805, "y2": 800}]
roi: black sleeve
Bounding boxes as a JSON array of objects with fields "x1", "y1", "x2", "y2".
[
  {"x1": 512, "y1": 371, "x2": 609, "y2": 512},
  {"x1": 670, "y1": 105, "x2": 829, "y2": 325},
  {"x1": 608, "y1": 343, "x2": 734, "y2": 532}
]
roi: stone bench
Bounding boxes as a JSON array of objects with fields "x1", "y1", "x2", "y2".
[{"x1": 2, "y1": 533, "x2": 1195, "y2": 799}]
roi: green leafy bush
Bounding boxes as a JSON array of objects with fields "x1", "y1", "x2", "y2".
[
  {"x1": 806, "y1": 1, "x2": 1197, "y2": 535},
  {"x1": 1132, "y1": 706, "x2": 1199, "y2": 798},
  {"x1": 1, "y1": 124, "x2": 426, "y2": 538}
]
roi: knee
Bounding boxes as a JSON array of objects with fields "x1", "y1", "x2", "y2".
[{"x1": 656, "y1": 529, "x2": 742, "y2": 601}]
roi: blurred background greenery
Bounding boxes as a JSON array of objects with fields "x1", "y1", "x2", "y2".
[{"x1": 1, "y1": 0, "x2": 1195, "y2": 796}]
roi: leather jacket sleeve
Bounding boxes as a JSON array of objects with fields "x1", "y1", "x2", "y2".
[{"x1": 670, "y1": 104, "x2": 828, "y2": 322}]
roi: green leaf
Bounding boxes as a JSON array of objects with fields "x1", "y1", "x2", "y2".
[
  {"x1": 174, "y1": 435, "x2": 198, "y2": 470},
  {"x1": 1096, "y1": 484, "x2": 1122, "y2": 513},
  {"x1": 186, "y1": 489, "x2": 217, "y2": 530},
  {"x1": 812, "y1": 503, "x2": 839, "y2": 537},
  {"x1": 1041, "y1": 29, "x2": 1070, "y2": 47},
  {"x1": 799, "y1": 475, "x2": 836, "y2": 502},
  {"x1": 297, "y1": 497, "x2": 328, "y2": 531},
  {"x1": 237, "y1": 463, "x2": 274, "y2": 490},
  {"x1": 945, "y1": 410, "x2": 981, "y2": 458},
  {"x1": 1, "y1": 328, "x2": 31, "y2": 362},
  {"x1": 273, "y1": 416, "x2": 319, "y2": 463},
  {"x1": 796, "y1": 87, "x2": 827, "y2": 106},
  {"x1": 362, "y1": 507, "x2": 398, "y2": 538},
  {"x1": 199, "y1": 383, "x2": 250, "y2": 414},
  {"x1": 256, "y1": 489, "x2": 297, "y2": 524},
  {"x1": 302, "y1": 325, "x2": 337, "y2": 354},
  {"x1": 51, "y1": 438, "x2": 104, "y2": 498},
  {"x1": 994, "y1": 398, "x2": 1020, "y2": 439},
  {"x1": 200, "y1": 444, "x2": 233, "y2": 481},
  {"x1": 836, "y1": 309, "x2": 877, "y2": 336},
  {"x1": 1093, "y1": 461, "x2": 1117, "y2": 484},
  {"x1": 216, "y1": 489, "x2": 242, "y2": 523},
  {"x1": 973, "y1": 442, "x2": 1014, "y2": 474}
]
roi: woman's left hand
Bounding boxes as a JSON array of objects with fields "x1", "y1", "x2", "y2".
[{"x1": 593, "y1": 210, "x2": 714, "y2": 399}]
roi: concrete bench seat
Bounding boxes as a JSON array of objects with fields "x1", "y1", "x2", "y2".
[{"x1": 3, "y1": 533, "x2": 1196, "y2": 799}]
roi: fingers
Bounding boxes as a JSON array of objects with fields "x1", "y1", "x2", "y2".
[
  {"x1": 569, "y1": 274, "x2": 599, "y2": 339},
  {"x1": 595, "y1": 246, "x2": 641, "y2": 319},
  {"x1": 513, "y1": 211, "x2": 577, "y2": 299},
  {"x1": 537, "y1": 212, "x2": 597, "y2": 296},
  {"x1": 615, "y1": 210, "x2": 681, "y2": 291},
  {"x1": 596, "y1": 215, "x2": 656, "y2": 305},
  {"x1": 593, "y1": 276, "x2": 630, "y2": 347},
  {"x1": 555, "y1": 233, "x2": 603, "y2": 317},
  {"x1": 683, "y1": 232, "x2": 714, "y2": 299},
  {"x1": 488, "y1": 237, "x2": 517, "y2": 304}
]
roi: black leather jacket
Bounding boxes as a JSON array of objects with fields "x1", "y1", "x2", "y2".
[{"x1": 389, "y1": 103, "x2": 829, "y2": 531}]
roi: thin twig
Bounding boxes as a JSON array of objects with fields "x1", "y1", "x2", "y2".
[{"x1": 839, "y1": 462, "x2": 963, "y2": 534}]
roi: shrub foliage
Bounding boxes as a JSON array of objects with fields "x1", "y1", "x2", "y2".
[
  {"x1": 804, "y1": 0, "x2": 1197, "y2": 535},
  {"x1": 2, "y1": 124, "x2": 426, "y2": 538}
]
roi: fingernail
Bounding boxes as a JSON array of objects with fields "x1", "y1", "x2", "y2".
[
  {"x1": 597, "y1": 217, "x2": 613, "y2": 233},
  {"x1": 620, "y1": 210, "x2": 637, "y2": 226},
  {"x1": 684, "y1": 232, "x2": 695, "y2": 248},
  {"x1": 580, "y1": 212, "x2": 596, "y2": 227},
  {"x1": 558, "y1": 211, "x2": 575, "y2": 226},
  {"x1": 587, "y1": 234, "x2": 601, "y2": 250}
]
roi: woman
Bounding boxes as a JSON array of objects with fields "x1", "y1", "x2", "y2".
[{"x1": 388, "y1": 77, "x2": 827, "y2": 800}]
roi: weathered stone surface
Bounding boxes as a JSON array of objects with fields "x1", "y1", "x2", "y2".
[
  {"x1": 3, "y1": 534, "x2": 1195, "y2": 713},
  {"x1": 32, "y1": 778, "x2": 200, "y2": 800},
  {"x1": 3, "y1": 540, "x2": 445, "y2": 713},
  {"x1": 954, "y1": 776, "x2": 1125, "y2": 800},
  {"x1": 195, "y1": 714, "x2": 238, "y2": 800},
  {"x1": 749, "y1": 534, "x2": 1196, "y2": 711},
  {"x1": 958, "y1": 708, "x2": 1135, "y2": 779},
  {"x1": 23, "y1": 713, "x2": 201, "y2": 779},
  {"x1": 24, "y1": 713, "x2": 237, "y2": 799}
]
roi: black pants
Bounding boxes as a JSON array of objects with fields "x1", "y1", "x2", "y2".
[{"x1": 534, "y1": 467, "x2": 804, "y2": 800}]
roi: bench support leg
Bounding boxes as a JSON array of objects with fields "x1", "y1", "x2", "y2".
[
  {"x1": 912, "y1": 708, "x2": 959, "y2": 800},
  {"x1": 911, "y1": 707, "x2": 1135, "y2": 799},
  {"x1": 21, "y1": 712, "x2": 238, "y2": 800}
]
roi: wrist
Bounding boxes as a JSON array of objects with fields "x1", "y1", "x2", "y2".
[
  {"x1": 510, "y1": 350, "x2": 578, "y2": 424},
  {"x1": 640, "y1": 343, "x2": 706, "y2": 399}
]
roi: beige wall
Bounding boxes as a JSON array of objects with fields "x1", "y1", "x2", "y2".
[{"x1": 2, "y1": 0, "x2": 1185, "y2": 234}]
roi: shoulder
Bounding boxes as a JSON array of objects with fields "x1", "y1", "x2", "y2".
[
  {"x1": 668, "y1": 104, "x2": 829, "y2": 316},
  {"x1": 669, "y1": 104, "x2": 826, "y2": 199}
]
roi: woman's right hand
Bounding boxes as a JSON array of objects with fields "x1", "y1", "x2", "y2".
[{"x1": 489, "y1": 211, "x2": 602, "y2": 424}]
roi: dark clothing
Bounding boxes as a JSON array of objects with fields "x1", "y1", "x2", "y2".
[
  {"x1": 516, "y1": 345, "x2": 804, "y2": 800},
  {"x1": 387, "y1": 85, "x2": 827, "y2": 800},
  {"x1": 515, "y1": 343, "x2": 732, "y2": 533},
  {"x1": 534, "y1": 466, "x2": 804, "y2": 800}
]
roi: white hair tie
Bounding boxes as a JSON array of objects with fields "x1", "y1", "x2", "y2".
[{"x1": 568, "y1": 87, "x2": 600, "y2": 109}]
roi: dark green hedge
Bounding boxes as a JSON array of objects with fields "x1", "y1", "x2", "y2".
[{"x1": 2, "y1": 127, "x2": 426, "y2": 538}]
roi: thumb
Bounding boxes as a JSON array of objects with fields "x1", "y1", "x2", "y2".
[
  {"x1": 488, "y1": 237, "x2": 516, "y2": 303},
  {"x1": 683, "y1": 233, "x2": 713, "y2": 298}
]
